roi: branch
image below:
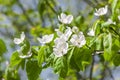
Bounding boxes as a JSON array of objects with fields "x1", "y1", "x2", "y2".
[
  {"x1": 106, "y1": 64, "x2": 115, "y2": 80},
  {"x1": 89, "y1": 52, "x2": 95, "y2": 80},
  {"x1": 45, "y1": 0, "x2": 58, "y2": 15},
  {"x1": 109, "y1": 27, "x2": 120, "y2": 37},
  {"x1": 83, "y1": 0, "x2": 96, "y2": 8}
]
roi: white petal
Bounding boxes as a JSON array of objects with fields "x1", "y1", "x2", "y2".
[
  {"x1": 61, "y1": 13, "x2": 67, "y2": 19},
  {"x1": 19, "y1": 53, "x2": 32, "y2": 58},
  {"x1": 94, "y1": 5, "x2": 108, "y2": 16},
  {"x1": 21, "y1": 32, "x2": 25, "y2": 41},
  {"x1": 87, "y1": 29, "x2": 95, "y2": 36},
  {"x1": 70, "y1": 32, "x2": 86, "y2": 47},
  {"x1": 47, "y1": 34, "x2": 54, "y2": 42},
  {"x1": 37, "y1": 37, "x2": 45, "y2": 44},
  {"x1": 38, "y1": 34, "x2": 54, "y2": 44},
  {"x1": 66, "y1": 15, "x2": 73, "y2": 24},
  {"x1": 14, "y1": 38, "x2": 22, "y2": 44},
  {"x1": 55, "y1": 29, "x2": 63, "y2": 36},
  {"x1": 64, "y1": 27, "x2": 72, "y2": 40}
]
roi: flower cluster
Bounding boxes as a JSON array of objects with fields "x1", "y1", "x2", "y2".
[
  {"x1": 53, "y1": 13, "x2": 86, "y2": 57},
  {"x1": 14, "y1": 5, "x2": 118, "y2": 58},
  {"x1": 37, "y1": 34, "x2": 54, "y2": 45}
]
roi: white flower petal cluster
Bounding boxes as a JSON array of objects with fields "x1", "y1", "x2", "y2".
[
  {"x1": 14, "y1": 32, "x2": 25, "y2": 44},
  {"x1": 106, "y1": 19, "x2": 116, "y2": 25},
  {"x1": 55, "y1": 27, "x2": 72, "y2": 41},
  {"x1": 70, "y1": 31, "x2": 86, "y2": 48},
  {"x1": 53, "y1": 36, "x2": 68, "y2": 57},
  {"x1": 37, "y1": 34, "x2": 54, "y2": 45},
  {"x1": 94, "y1": 5, "x2": 108, "y2": 16},
  {"x1": 58, "y1": 13, "x2": 73, "y2": 24},
  {"x1": 87, "y1": 29, "x2": 95, "y2": 36},
  {"x1": 53, "y1": 27, "x2": 72, "y2": 57},
  {"x1": 53, "y1": 26, "x2": 86, "y2": 57}
]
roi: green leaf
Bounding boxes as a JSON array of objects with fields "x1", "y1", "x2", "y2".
[
  {"x1": 26, "y1": 60, "x2": 41, "y2": 80},
  {"x1": 38, "y1": 46, "x2": 47, "y2": 67},
  {"x1": 103, "y1": 33, "x2": 112, "y2": 61},
  {"x1": 95, "y1": 34, "x2": 104, "y2": 50},
  {"x1": 67, "y1": 47, "x2": 75, "y2": 67},
  {"x1": 112, "y1": 54, "x2": 120, "y2": 66},
  {"x1": 0, "y1": 39, "x2": 7, "y2": 56},
  {"x1": 5, "y1": 67, "x2": 20, "y2": 80},
  {"x1": 93, "y1": 20, "x2": 101, "y2": 36},
  {"x1": 112, "y1": 0, "x2": 118, "y2": 14},
  {"x1": 21, "y1": 40, "x2": 30, "y2": 55},
  {"x1": 74, "y1": 47, "x2": 92, "y2": 71},
  {"x1": 10, "y1": 51, "x2": 22, "y2": 67},
  {"x1": 53, "y1": 57, "x2": 68, "y2": 78}
]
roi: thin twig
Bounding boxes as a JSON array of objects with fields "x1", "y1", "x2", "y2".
[
  {"x1": 109, "y1": 27, "x2": 120, "y2": 37},
  {"x1": 106, "y1": 65, "x2": 115, "y2": 80},
  {"x1": 101, "y1": 63, "x2": 106, "y2": 80},
  {"x1": 45, "y1": 0, "x2": 58, "y2": 15},
  {"x1": 89, "y1": 53, "x2": 95, "y2": 80},
  {"x1": 83, "y1": 0, "x2": 96, "y2": 8}
]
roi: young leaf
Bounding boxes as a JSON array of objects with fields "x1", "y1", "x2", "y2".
[
  {"x1": 0, "y1": 39, "x2": 7, "y2": 56},
  {"x1": 10, "y1": 51, "x2": 22, "y2": 68},
  {"x1": 53, "y1": 57, "x2": 68, "y2": 78},
  {"x1": 103, "y1": 33, "x2": 112, "y2": 61},
  {"x1": 5, "y1": 67, "x2": 20, "y2": 80},
  {"x1": 74, "y1": 47, "x2": 92, "y2": 71},
  {"x1": 113, "y1": 54, "x2": 120, "y2": 66},
  {"x1": 38, "y1": 46, "x2": 47, "y2": 67},
  {"x1": 26, "y1": 60, "x2": 41, "y2": 80}
]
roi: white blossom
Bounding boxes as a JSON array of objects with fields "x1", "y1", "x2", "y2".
[
  {"x1": 106, "y1": 18, "x2": 116, "y2": 25},
  {"x1": 17, "y1": 48, "x2": 32, "y2": 58},
  {"x1": 14, "y1": 32, "x2": 25, "y2": 44},
  {"x1": 94, "y1": 5, "x2": 108, "y2": 16},
  {"x1": 70, "y1": 32, "x2": 86, "y2": 47},
  {"x1": 37, "y1": 34, "x2": 54, "y2": 45},
  {"x1": 118, "y1": 16, "x2": 120, "y2": 20},
  {"x1": 53, "y1": 36, "x2": 68, "y2": 57},
  {"x1": 55, "y1": 27, "x2": 72, "y2": 41},
  {"x1": 58, "y1": 13, "x2": 73, "y2": 24},
  {"x1": 87, "y1": 29, "x2": 95, "y2": 36}
]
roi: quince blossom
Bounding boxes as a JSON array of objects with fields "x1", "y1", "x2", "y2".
[
  {"x1": 55, "y1": 27, "x2": 72, "y2": 41},
  {"x1": 53, "y1": 27, "x2": 72, "y2": 57},
  {"x1": 58, "y1": 13, "x2": 73, "y2": 24},
  {"x1": 70, "y1": 32, "x2": 86, "y2": 47},
  {"x1": 18, "y1": 48, "x2": 32, "y2": 58},
  {"x1": 14, "y1": 32, "x2": 25, "y2": 44},
  {"x1": 37, "y1": 34, "x2": 54, "y2": 45},
  {"x1": 87, "y1": 29, "x2": 95, "y2": 36},
  {"x1": 94, "y1": 5, "x2": 108, "y2": 16},
  {"x1": 106, "y1": 19, "x2": 116, "y2": 25},
  {"x1": 53, "y1": 36, "x2": 68, "y2": 57}
]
